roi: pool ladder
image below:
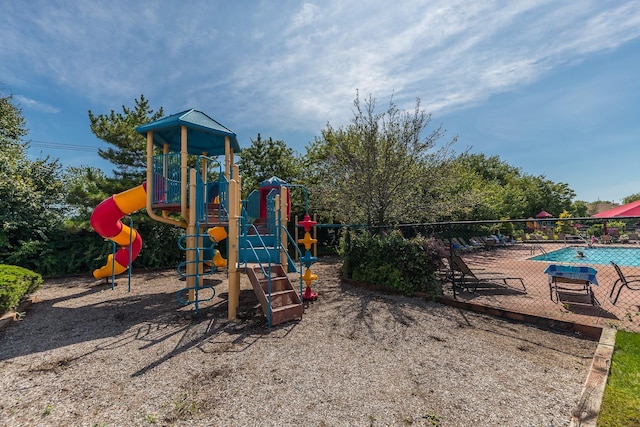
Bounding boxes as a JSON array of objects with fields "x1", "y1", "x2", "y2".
[{"x1": 530, "y1": 244, "x2": 547, "y2": 256}]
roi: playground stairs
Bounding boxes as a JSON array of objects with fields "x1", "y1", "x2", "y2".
[
  {"x1": 203, "y1": 204, "x2": 228, "y2": 227},
  {"x1": 246, "y1": 264, "x2": 303, "y2": 326},
  {"x1": 248, "y1": 217, "x2": 269, "y2": 235}
]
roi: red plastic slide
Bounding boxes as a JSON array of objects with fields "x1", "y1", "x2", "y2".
[{"x1": 90, "y1": 183, "x2": 147, "y2": 279}]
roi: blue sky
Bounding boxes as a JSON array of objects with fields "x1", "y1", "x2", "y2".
[{"x1": 2, "y1": 0, "x2": 639, "y2": 203}]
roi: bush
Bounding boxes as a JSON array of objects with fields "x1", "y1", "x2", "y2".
[
  {"x1": 0, "y1": 265, "x2": 43, "y2": 314},
  {"x1": 339, "y1": 229, "x2": 447, "y2": 296}
]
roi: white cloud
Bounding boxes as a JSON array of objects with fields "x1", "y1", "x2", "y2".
[
  {"x1": 14, "y1": 96, "x2": 60, "y2": 114},
  {"x1": 2, "y1": 0, "x2": 639, "y2": 136},
  {"x1": 290, "y1": 3, "x2": 320, "y2": 31}
]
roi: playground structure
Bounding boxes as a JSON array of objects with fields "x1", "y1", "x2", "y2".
[{"x1": 90, "y1": 109, "x2": 318, "y2": 326}]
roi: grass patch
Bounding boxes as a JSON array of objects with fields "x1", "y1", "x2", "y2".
[{"x1": 597, "y1": 330, "x2": 640, "y2": 427}]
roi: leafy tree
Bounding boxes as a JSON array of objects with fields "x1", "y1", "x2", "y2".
[
  {"x1": 439, "y1": 153, "x2": 576, "y2": 222},
  {"x1": 521, "y1": 176, "x2": 575, "y2": 218},
  {"x1": 0, "y1": 93, "x2": 66, "y2": 271},
  {"x1": 305, "y1": 92, "x2": 454, "y2": 226},
  {"x1": 64, "y1": 166, "x2": 113, "y2": 224},
  {"x1": 450, "y1": 153, "x2": 527, "y2": 220},
  {"x1": 88, "y1": 94, "x2": 164, "y2": 187},
  {"x1": 416, "y1": 155, "x2": 489, "y2": 221},
  {"x1": 622, "y1": 193, "x2": 640, "y2": 205},
  {"x1": 554, "y1": 210, "x2": 575, "y2": 235},
  {"x1": 238, "y1": 134, "x2": 302, "y2": 198},
  {"x1": 67, "y1": 96, "x2": 164, "y2": 218},
  {"x1": 0, "y1": 94, "x2": 27, "y2": 154},
  {"x1": 456, "y1": 153, "x2": 521, "y2": 184},
  {"x1": 570, "y1": 200, "x2": 589, "y2": 218}
]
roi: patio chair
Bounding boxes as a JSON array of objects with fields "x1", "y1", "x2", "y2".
[
  {"x1": 609, "y1": 262, "x2": 640, "y2": 305},
  {"x1": 458, "y1": 237, "x2": 483, "y2": 251},
  {"x1": 451, "y1": 238, "x2": 473, "y2": 252},
  {"x1": 467, "y1": 237, "x2": 486, "y2": 250},
  {"x1": 475, "y1": 236, "x2": 496, "y2": 249},
  {"x1": 450, "y1": 254, "x2": 527, "y2": 294}
]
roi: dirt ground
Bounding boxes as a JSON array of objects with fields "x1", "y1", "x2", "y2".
[{"x1": 0, "y1": 257, "x2": 598, "y2": 426}]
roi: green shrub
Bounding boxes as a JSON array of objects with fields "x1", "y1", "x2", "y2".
[
  {"x1": 339, "y1": 229, "x2": 447, "y2": 296},
  {"x1": 0, "y1": 265, "x2": 43, "y2": 314}
]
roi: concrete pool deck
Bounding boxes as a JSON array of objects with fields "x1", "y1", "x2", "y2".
[{"x1": 444, "y1": 243, "x2": 640, "y2": 333}]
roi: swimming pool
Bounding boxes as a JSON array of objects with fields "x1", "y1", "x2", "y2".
[{"x1": 529, "y1": 246, "x2": 640, "y2": 267}]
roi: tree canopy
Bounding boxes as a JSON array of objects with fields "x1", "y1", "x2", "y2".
[
  {"x1": 443, "y1": 153, "x2": 576, "y2": 220},
  {"x1": 304, "y1": 93, "x2": 454, "y2": 226},
  {"x1": 88, "y1": 94, "x2": 163, "y2": 186},
  {"x1": 0, "y1": 93, "x2": 66, "y2": 269},
  {"x1": 623, "y1": 193, "x2": 640, "y2": 205},
  {"x1": 237, "y1": 134, "x2": 302, "y2": 198},
  {"x1": 65, "y1": 95, "x2": 166, "y2": 218}
]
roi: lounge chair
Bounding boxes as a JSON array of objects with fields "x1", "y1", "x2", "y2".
[
  {"x1": 474, "y1": 236, "x2": 496, "y2": 249},
  {"x1": 458, "y1": 237, "x2": 483, "y2": 251},
  {"x1": 450, "y1": 254, "x2": 526, "y2": 294},
  {"x1": 451, "y1": 237, "x2": 473, "y2": 252},
  {"x1": 467, "y1": 237, "x2": 486, "y2": 250},
  {"x1": 609, "y1": 262, "x2": 640, "y2": 305}
]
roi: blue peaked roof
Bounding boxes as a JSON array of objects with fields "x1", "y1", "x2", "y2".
[{"x1": 135, "y1": 109, "x2": 240, "y2": 155}]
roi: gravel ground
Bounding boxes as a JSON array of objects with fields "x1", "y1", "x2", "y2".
[{"x1": 0, "y1": 257, "x2": 597, "y2": 426}]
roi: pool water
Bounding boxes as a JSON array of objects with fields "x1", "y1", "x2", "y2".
[{"x1": 529, "y1": 246, "x2": 640, "y2": 267}]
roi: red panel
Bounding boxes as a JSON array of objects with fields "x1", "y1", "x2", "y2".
[
  {"x1": 114, "y1": 232, "x2": 143, "y2": 267},
  {"x1": 90, "y1": 196, "x2": 124, "y2": 238}
]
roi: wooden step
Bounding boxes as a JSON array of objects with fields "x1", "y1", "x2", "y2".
[
  {"x1": 271, "y1": 303, "x2": 304, "y2": 326},
  {"x1": 264, "y1": 289, "x2": 300, "y2": 309},
  {"x1": 251, "y1": 265, "x2": 287, "y2": 279},
  {"x1": 245, "y1": 264, "x2": 302, "y2": 326},
  {"x1": 257, "y1": 277, "x2": 290, "y2": 293}
]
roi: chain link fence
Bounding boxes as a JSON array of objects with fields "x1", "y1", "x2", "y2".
[{"x1": 341, "y1": 216, "x2": 640, "y2": 333}]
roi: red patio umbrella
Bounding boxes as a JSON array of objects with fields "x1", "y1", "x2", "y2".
[{"x1": 535, "y1": 210, "x2": 553, "y2": 218}]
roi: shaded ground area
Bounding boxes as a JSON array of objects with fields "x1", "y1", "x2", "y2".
[{"x1": 0, "y1": 258, "x2": 597, "y2": 426}]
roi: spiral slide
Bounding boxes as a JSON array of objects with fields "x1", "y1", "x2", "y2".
[
  {"x1": 91, "y1": 183, "x2": 147, "y2": 280},
  {"x1": 203, "y1": 227, "x2": 228, "y2": 268}
]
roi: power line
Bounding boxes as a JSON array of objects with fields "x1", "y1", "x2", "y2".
[{"x1": 29, "y1": 140, "x2": 100, "y2": 153}]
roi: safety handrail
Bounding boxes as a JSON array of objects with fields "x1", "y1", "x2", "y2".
[
  {"x1": 240, "y1": 224, "x2": 272, "y2": 269},
  {"x1": 572, "y1": 234, "x2": 590, "y2": 245},
  {"x1": 277, "y1": 224, "x2": 305, "y2": 297},
  {"x1": 240, "y1": 205, "x2": 251, "y2": 236},
  {"x1": 530, "y1": 243, "x2": 547, "y2": 256},
  {"x1": 245, "y1": 189, "x2": 261, "y2": 223},
  {"x1": 242, "y1": 226, "x2": 274, "y2": 327},
  {"x1": 193, "y1": 156, "x2": 228, "y2": 224},
  {"x1": 151, "y1": 153, "x2": 181, "y2": 204}
]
